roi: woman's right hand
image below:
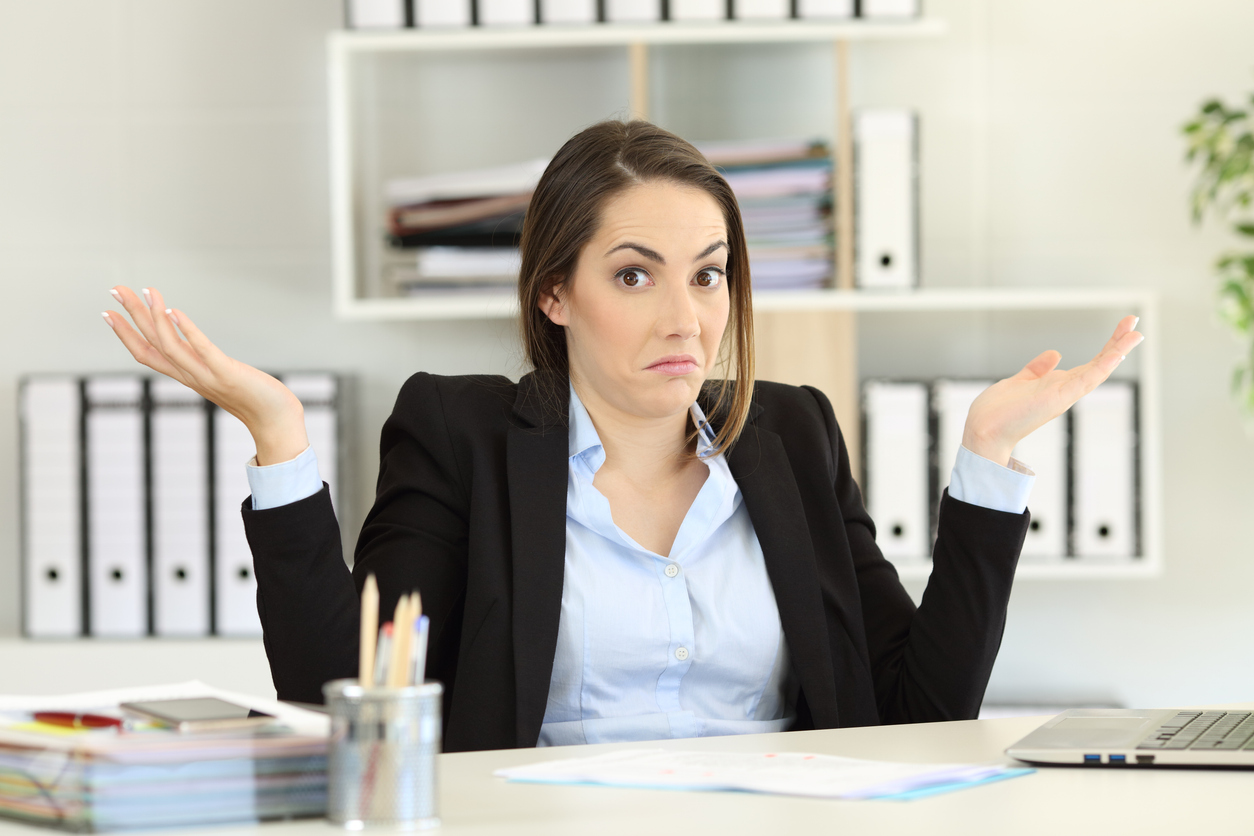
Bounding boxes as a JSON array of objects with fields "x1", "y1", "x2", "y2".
[{"x1": 103, "y1": 286, "x2": 309, "y2": 466}]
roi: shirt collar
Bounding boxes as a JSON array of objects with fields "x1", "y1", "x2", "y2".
[{"x1": 568, "y1": 383, "x2": 718, "y2": 471}]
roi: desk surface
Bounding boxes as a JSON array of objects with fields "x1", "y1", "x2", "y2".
[{"x1": 4, "y1": 707, "x2": 1251, "y2": 836}]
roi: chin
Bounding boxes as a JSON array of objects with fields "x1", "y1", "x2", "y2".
[{"x1": 632, "y1": 374, "x2": 703, "y2": 417}]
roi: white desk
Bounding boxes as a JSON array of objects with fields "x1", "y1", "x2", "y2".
[{"x1": 2, "y1": 707, "x2": 1249, "y2": 836}]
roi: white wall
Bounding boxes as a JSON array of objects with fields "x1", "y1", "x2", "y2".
[{"x1": 1, "y1": 0, "x2": 1252, "y2": 708}]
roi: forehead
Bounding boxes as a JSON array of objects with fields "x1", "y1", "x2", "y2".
[{"x1": 594, "y1": 181, "x2": 727, "y2": 246}]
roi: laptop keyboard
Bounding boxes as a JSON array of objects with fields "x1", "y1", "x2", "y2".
[{"x1": 1136, "y1": 711, "x2": 1254, "y2": 750}]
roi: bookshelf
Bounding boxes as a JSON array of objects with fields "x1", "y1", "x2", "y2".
[{"x1": 324, "y1": 21, "x2": 1162, "y2": 580}]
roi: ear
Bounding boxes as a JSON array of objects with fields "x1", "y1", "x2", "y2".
[{"x1": 538, "y1": 282, "x2": 569, "y2": 326}]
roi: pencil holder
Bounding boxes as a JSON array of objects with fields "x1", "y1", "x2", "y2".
[{"x1": 323, "y1": 679, "x2": 443, "y2": 831}]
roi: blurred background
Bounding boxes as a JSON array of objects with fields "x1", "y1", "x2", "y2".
[{"x1": 1, "y1": 0, "x2": 1252, "y2": 713}]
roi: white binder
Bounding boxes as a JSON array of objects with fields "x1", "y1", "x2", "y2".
[
  {"x1": 213, "y1": 408, "x2": 263, "y2": 636},
  {"x1": 84, "y1": 376, "x2": 147, "y2": 637},
  {"x1": 1012, "y1": 416, "x2": 1067, "y2": 561},
  {"x1": 732, "y1": 0, "x2": 788, "y2": 19},
  {"x1": 346, "y1": 0, "x2": 409, "y2": 28},
  {"x1": 605, "y1": 0, "x2": 661, "y2": 23},
  {"x1": 863, "y1": 381, "x2": 930, "y2": 562},
  {"x1": 21, "y1": 378, "x2": 83, "y2": 637},
  {"x1": 932, "y1": 379, "x2": 992, "y2": 500},
  {"x1": 797, "y1": 0, "x2": 851, "y2": 18},
  {"x1": 1072, "y1": 381, "x2": 1137, "y2": 559},
  {"x1": 854, "y1": 109, "x2": 918, "y2": 290},
  {"x1": 540, "y1": 0, "x2": 596, "y2": 23},
  {"x1": 151, "y1": 378, "x2": 210, "y2": 637},
  {"x1": 669, "y1": 0, "x2": 724, "y2": 20},
  {"x1": 859, "y1": 0, "x2": 918, "y2": 17},
  {"x1": 478, "y1": 0, "x2": 533, "y2": 25},
  {"x1": 414, "y1": 0, "x2": 471, "y2": 27},
  {"x1": 281, "y1": 374, "x2": 340, "y2": 510}
]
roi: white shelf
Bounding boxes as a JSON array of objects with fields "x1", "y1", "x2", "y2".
[
  {"x1": 895, "y1": 560, "x2": 1162, "y2": 583},
  {"x1": 330, "y1": 19, "x2": 946, "y2": 54},
  {"x1": 334, "y1": 286, "x2": 1156, "y2": 321}
]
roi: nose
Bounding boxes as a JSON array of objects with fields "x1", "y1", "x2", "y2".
[{"x1": 657, "y1": 277, "x2": 700, "y2": 342}]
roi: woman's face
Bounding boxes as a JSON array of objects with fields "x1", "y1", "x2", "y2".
[{"x1": 543, "y1": 180, "x2": 731, "y2": 424}]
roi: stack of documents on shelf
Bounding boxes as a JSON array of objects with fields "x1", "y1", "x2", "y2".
[
  {"x1": 384, "y1": 158, "x2": 548, "y2": 295},
  {"x1": 497, "y1": 749, "x2": 1031, "y2": 800},
  {"x1": 701, "y1": 138, "x2": 834, "y2": 291},
  {"x1": 0, "y1": 681, "x2": 328, "y2": 832}
]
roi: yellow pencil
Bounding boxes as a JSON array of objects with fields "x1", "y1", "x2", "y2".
[
  {"x1": 359, "y1": 574, "x2": 379, "y2": 687},
  {"x1": 386, "y1": 595, "x2": 409, "y2": 688}
]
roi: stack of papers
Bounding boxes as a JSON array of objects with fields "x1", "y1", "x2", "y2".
[
  {"x1": 384, "y1": 158, "x2": 548, "y2": 295},
  {"x1": 0, "y1": 681, "x2": 328, "y2": 832},
  {"x1": 496, "y1": 748, "x2": 1032, "y2": 801},
  {"x1": 702, "y1": 138, "x2": 834, "y2": 292}
]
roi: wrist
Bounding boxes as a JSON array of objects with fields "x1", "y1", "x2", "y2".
[
  {"x1": 248, "y1": 398, "x2": 309, "y2": 466},
  {"x1": 961, "y1": 425, "x2": 1013, "y2": 468}
]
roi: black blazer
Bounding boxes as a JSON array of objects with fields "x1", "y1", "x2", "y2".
[{"x1": 242, "y1": 370, "x2": 1029, "y2": 753}]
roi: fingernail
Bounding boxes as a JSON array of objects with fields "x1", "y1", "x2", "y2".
[
  {"x1": 109, "y1": 289, "x2": 121, "y2": 303},
  {"x1": 165, "y1": 308, "x2": 179, "y2": 326},
  {"x1": 1120, "y1": 355, "x2": 1126, "y2": 361},
  {"x1": 101, "y1": 311, "x2": 115, "y2": 327},
  {"x1": 142, "y1": 288, "x2": 152, "y2": 307},
  {"x1": 1132, "y1": 316, "x2": 1140, "y2": 330}
]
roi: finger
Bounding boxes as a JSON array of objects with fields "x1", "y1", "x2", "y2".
[
  {"x1": 101, "y1": 310, "x2": 190, "y2": 383},
  {"x1": 1011, "y1": 349, "x2": 1062, "y2": 381},
  {"x1": 143, "y1": 287, "x2": 213, "y2": 380},
  {"x1": 166, "y1": 307, "x2": 234, "y2": 376},
  {"x1": 109, "y1": 285, "x2": 163, "y2": 347},
  {"x1": 1094, "y1": 314, "x2": 1141, "y2": 358}
]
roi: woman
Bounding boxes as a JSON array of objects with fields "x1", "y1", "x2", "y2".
[{"x1": 103, "y1": 120, "x2": 1143, "y2": 753}]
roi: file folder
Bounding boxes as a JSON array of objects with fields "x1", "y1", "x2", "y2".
[
  {"x1": 605, "y1": 0, "x2": 661, "y2": 23},
  {"x1": 414, "y1": 0, "x2": 471, "y2": 27},
  {"x1": 213, "y1": 408, "x2": 263, "y2": 636},
  {"x1": 1071, "y1": 381, "x2": 1138, "y2": 559},
  {"x1": 859, "y1": 0, "x2": 918, "y2": 17},
  {"x1": 281, "y1": 374, "x2": 340, "y2": 511},
  {"x1": 1012, "y1": 416, "x2": 1067, "y2": 561},
  {"x1": 478, "y1": 0, "x2": 534, "y2": 24},
  {"x1": 84, "y1": 376, "x2": 147, "y2": 637},
  {"x1": 20, "y1": 378, "x2": 83, "y2": 637},
  {"x1": 863, "y1": 381, "x2": 930, "y2": 563},
  {"x1": 668, "y1": 0, "x2": 725, "y2": 20},
  {"x1": 732, "y1": 0, "x2": 788, "y2": 19},
  {"x1": 345, "y1": 0, "x2": 410, "y2": 28},
  {"x1": 854, "y1": 109, "x2": 918, "y2": 290},
  {"x1": 932, "y1": 378, "x2": 991, "y2": 504},
  {"x1": 540, "y1": 0, "x2": 597, "y2": 23},
  {"x1": 797, "y1": 0, "x2": 852, "y2": 18},
  {"x1": 151, "y1": 378, "x2": 210, "y2": 637}
]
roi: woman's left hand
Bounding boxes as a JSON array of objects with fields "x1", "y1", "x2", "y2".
[{"x1": 963, "y1": 315, "x2": 1145, "y2": 467}]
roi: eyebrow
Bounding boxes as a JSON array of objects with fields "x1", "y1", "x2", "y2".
[{"x1": 604, "y1": 239, "x2": 728, "y2": 264}]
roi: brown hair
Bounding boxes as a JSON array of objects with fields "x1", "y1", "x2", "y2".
[{"x1": 518, "y1": 120, "x2": 755, "y2": 455}]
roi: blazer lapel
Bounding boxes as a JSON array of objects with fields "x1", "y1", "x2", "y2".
[
  {"x1": 506, "y1": 371, "x2": 570, "y2": 748},
  {"x1": 726, "y1": 419, "x2": 843, "y2": 730}
]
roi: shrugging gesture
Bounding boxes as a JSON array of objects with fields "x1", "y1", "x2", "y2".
[
  {"x1": 101, "y1": 285, "x2": 308, "y2": 465},
  {"x1": 963, "y1": 315, "x2": 1145, "y2": 467}
]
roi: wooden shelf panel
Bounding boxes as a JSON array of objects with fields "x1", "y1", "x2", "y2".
[{"x1": 331, "y1": 18, "x2": 946, "y2": 53}]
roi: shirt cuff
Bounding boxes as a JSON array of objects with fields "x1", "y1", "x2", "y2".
[
  {"x1": 246, "y1": 445, "x2": 323, "y2": 511},
  {"x1": 947, "y1": 444, "x2": 1035, "y2": 515}
]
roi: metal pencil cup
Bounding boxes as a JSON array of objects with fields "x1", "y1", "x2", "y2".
[{"x1": 324, "y1": 679, "x2": 443, "y2": 831}]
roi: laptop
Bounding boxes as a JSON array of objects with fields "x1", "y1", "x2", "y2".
[{"x1": 1005, "y1": 708, "x2": 1254, "y2": 767}]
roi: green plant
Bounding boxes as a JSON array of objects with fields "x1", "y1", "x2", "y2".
[{"x1": 1183, "y1": 94, "x2": 1254, "y2": 414}]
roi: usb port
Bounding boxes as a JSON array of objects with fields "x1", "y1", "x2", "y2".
[
  {"x1": 1136, "y1": 754, "x2": 1156, "y2": 765},
  {"x1": 1084, "y1": 754, "x2": 1101, "y2": 764},
  {"x1": 1109, "y1": 754, "x2": 1127, "y2": 764}
]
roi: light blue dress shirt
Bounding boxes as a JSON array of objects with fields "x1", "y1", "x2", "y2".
[{"x1": 246, "y1": 383, "x2": 1034, "y2": 745}]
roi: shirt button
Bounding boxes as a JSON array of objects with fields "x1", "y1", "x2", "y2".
[
  {"x1": 675, "y1": 647, "x2": 690, "y2": 661},
  {"x1": 664, "y1": 563, "x2": 679, "y2": 578}
]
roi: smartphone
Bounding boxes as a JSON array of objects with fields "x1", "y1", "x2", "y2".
[{"x1": 119, "y1": 697, "x2": 275, "y2": 732}]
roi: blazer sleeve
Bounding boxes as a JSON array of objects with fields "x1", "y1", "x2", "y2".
[
  {"x1": 243, "y1": 372, "x2": 470, "y2": 704},
  {"x1": 802, "y1": 385, "x2": 1030, "y2": 724}
]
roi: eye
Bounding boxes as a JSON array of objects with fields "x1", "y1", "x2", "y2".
[
  {"x1": 615, "y1": 268, "x2": 653, "y2": 289},
  {"x1": 693, "y1": 267, "x2": 724, "y2": 289}
]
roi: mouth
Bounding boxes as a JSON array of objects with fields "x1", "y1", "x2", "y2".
[{"x1": 645, "y1": 354, "x2": 700, "y2": 376}]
